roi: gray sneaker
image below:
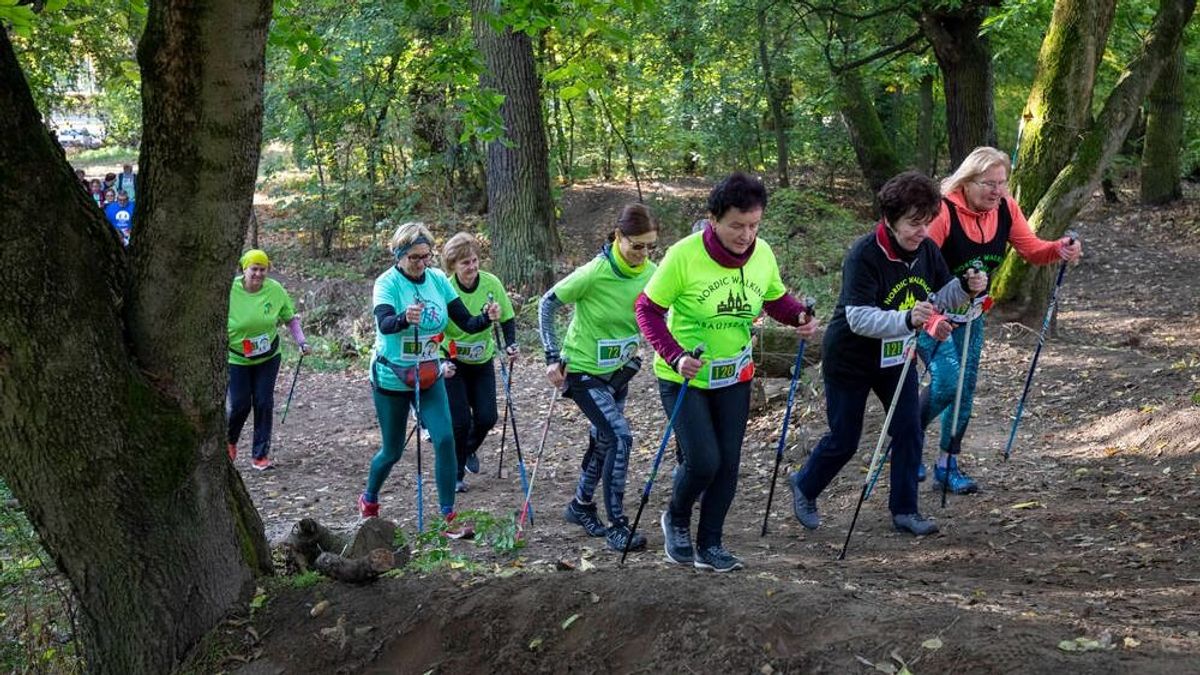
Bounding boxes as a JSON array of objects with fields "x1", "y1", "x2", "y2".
[
  {"x1": 789, "y1": 472, "x2": 820, "y2": 530},
  {"x1": 660, "y1": 511, "x2": 694, "y2": 564},
  {"x1": 564, "y1": 500, "x2": 607, "y2": 537},
  {"x1": 693, "y1": 545, "x2": 744, "y2": 572},
  {"x1": 893, "y1": 512, "x2": 939, "y2": 536}
]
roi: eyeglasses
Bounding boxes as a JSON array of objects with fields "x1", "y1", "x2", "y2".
[
  {"x1": 972, "y1": 179, "x2": 1008, "y2": 191},
  {"x1": 406, "y1": 253, "x2": 432, "y2": 262},
  {"x1": 622, "y1": 236, "x2": 657, "y2": 252}
]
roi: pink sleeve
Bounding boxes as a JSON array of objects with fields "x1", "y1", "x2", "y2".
[
  {"x1": 762, "y1": 294, "x2": 808, "y2": 326},
  {"x1": 287, "y1": 317, "x2": 307, "y2": 346},
  {"x1": 635, "y1": 292, "x2": 685, "y2": 367},
  {"x1": 1006, "y1": 200, "x2": 1061, "y2": 265}
]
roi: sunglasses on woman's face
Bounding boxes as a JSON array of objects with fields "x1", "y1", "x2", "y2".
[{"x1": 623, "y1": 236, "x2": 657, "y2": 252}]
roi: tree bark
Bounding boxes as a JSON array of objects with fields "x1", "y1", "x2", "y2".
[
  {"x1": 0, "y1": 2, "x2": 273, "y2": 672},
  {"x1": 757, "y1": 0, "x2": 791, "y2": 187},
  {"x1": 916, "y1": 73, "x2": 935, "y2": 175},
  {"x1": 992, "y1": 0, "x2": 1196, "y2": 321},
  {"x1": 1140, "y1": 42, "x2": 1185, "y2": 205},
  {"x1": 835, "y1": 68, "x2": 904, "y2": 196},
  {"x1": 470, "y1": 0, "x2": 559, "y2": 293},
  {"x1": 1009, "y1": 0, "x2": 1116, "y2": 209},
  {"x1": 918, "y1": 2, "x2": 998, "y2": 169}
]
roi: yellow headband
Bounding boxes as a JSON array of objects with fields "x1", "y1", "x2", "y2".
[{"x1": 240, "y1": 249, "x2": 270, "y2": 270}]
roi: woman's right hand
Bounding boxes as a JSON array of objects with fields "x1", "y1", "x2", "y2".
[
  {"x1": 545, "y1": 361, "x2": 566, "y2": 388},
  {"x1": 675, "y1": 354, "x2": 703, "y2": 380},
  {"x1": 908, "y1": 300, "x2": 936, "y2": 329},
  {"x1": 404, "y1": 303, "x2": 424, "y2": 325}
]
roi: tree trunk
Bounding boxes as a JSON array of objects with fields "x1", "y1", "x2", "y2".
[
  {"x1": 757, "y1": 0, "x2": 790, "y2": 187},
  {"x1": 918, "y1": 3, "x2": 998, "y2": 169},
  {"x1": 470, "y1": 0, "x2": 559, "y2": 292},
  {"x1": 991, "y1": 0, "x2": 1196, "y2": 322},
  {"x1": 0, "y1": 1, "x2": 273, "y2": 672},
  {"x1": 916, "y1": 73, "x2": 935, "y2": 175},
  {"x1": 1140, "y1": 42, "x2": 1185, "y2": 205},
  {"x1": 1010, "y1": 0, "x2": 1116, "y2": 209},
  {"x1": 835, "y1": 68, "x2": 904, "y2": 196}
]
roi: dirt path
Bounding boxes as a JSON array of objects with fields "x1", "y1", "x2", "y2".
[{"x1": 221, "y1": 191, "x2": 1200, "y2": 674}]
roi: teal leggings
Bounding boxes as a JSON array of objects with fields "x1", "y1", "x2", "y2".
[{"x1": 365, "y1": 380, "x2": 458, "y2": 514}]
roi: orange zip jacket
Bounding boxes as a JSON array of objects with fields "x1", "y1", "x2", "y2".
[{"x1": 928, "y1": 189, "x2": 1061, "y2": 266}]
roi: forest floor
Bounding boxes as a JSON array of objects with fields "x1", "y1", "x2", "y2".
[{"x1": 208, "y1": 181, "x2": 1200, "y2": 674}]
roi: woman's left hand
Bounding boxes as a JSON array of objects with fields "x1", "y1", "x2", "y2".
[
  {"x1": 299, "y1": 341, "x2": 312, "y2": 355},
  {"x1": 440, "y1": 361, "x2": 457, "y2": 379},
  {"x1": 796, "y1": 314, "x2": 820, "y2": 338},
  {"x1": 1059, "y1": 237, "x2": 1083, "y2": 263},
  {"x1": 505, "y1": 344, "x2": 520, "y2": 363},
  {"x1": 484, "y1": 301, "x2": 501, "y2": 321}
]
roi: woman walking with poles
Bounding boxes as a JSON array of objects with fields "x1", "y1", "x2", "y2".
[
  {"x1": 635, "y1": 173, "x2": 819, "y2": 572},
  {"x1": 359, "y1": 223, "x2": 499, "y2": 535},
  {"x1": 226, "y1": 249, "x2": 311, "y2": 470},
  {"x1": 919, "y1": 147, "x2": 1082, "y2": 494},
  {"x1": 788, "y1": 171, "x2": 985, "y2": 537},
  {"x1": 539, "y1": 203, "x2": 660, "y2": 553},
  {"x1": 441, "y1": 232, "x2": 518, "y2": 492}
]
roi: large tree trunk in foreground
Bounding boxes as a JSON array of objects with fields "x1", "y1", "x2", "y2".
[
  {"x1": 918, "y1": 2, "x2": 998, "y2": 169},
  {"x1": 470, "y1": 0, "x2": 559, "y2": 292},
  {"x1": 836, "y1": 68, "x2": 904, "y2": 196},
  {"x1": 1009, "y1": 0, "x2": 1116, "y2": 210},
  {"x1": 1140, "y1": 42, "x2": 1186, "y2": 205},
  {"x1": 992, "y1": 0, "x2": 1196, "y2": 323},
  {"x1": 0, "y1": 1, "x2": 273, "y2": 672}
]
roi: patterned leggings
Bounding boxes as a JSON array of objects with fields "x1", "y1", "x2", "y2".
[{"x1": 917, "y1": 314, "x2": 985, "y2": 455}]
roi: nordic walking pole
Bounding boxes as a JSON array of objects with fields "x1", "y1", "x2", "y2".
[
  {"x1": 1003, "y1": 232, "x2": 1077, "y2": 460},
  {"x1": 494, "y1": 346, "x2": 511, "y2": 478},
  {"x1": 280, "y1": 353, "x2": 305, "y2": 424},
  {"x1": 942, "y1": 265, "x2": 984, "y2": 508},
  {"x1": 621, "y1": 344, "x2": 706, "y2": 564},
  {"x1": 492, "y1": 319, "x2": 535, "y2": 523},
  {"x1": 761, "y1": 300, "x2": 815, "y2": 536},
  {"x1": 413, "y1": 325, "x2": 425, "y2": 533},
  {"x1": 839, "y1": 335, "x2": 919, "y2": 561},
  {"x1": 517, "y1": 384, "x2": 561, "y2": 534}
]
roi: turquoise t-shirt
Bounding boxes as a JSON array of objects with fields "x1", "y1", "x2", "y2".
[
  {"x1": 370, "y1": 266, "x2": 459, "y2": 391},
  {"x1": 227, "y1": 277, "x2": 296, "y2": 366},
  {"x1": 446, "y1": 271, "x2": 516, "y2": 364},
  {"x1": 643, "y1": 232, "x2": 787, "y2": 389},
  {"x1": 550, "y1": 249, "x2": 655, "y2": 376}
]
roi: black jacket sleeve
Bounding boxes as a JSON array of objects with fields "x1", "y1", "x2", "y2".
[
  {"x1": 374, "y1": 304, "x2": 408, "y2": 334},
  {"x1": 501, "y1": 318, "x2": 517, "y2": 348},
  {"x1": 448, "y1": 297, "x2": 491, "y2": 334}
]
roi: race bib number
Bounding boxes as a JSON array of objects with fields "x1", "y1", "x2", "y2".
[
  {"x1": 401, "y1": 333, "x2": 443, "y2": 362},
  {"x1": 707, "y1": 345, "x2": 754, "y2": 389},
  {"x1": 596, "y1": 335, "x2": 640, "y2": 369},
  {"x1": 880, "y1": 336, "x2": 914, "y2": 368},
  {"x1": 455, "y1": 339, "x2": 488, "y2": 363},
  {"x1": 241, "y1": 333, "x2": 273, "y2": 357}
]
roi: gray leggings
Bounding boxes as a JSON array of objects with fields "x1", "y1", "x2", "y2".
[{"x1": 565, "y1": 373, "x2": 632, "y2": 525}]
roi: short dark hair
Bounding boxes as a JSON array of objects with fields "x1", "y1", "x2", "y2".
[
  {"x1": 707, "y1": 172, "x2": 767, "y2": 221},
  {"x1": 608, "y1": 203, "x2": 660, "y2": 241},
  {"x1": 878, "y1": 171, "x2": 941, "y2": 226}
]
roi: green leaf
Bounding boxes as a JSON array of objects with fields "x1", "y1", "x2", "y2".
[
  {"x1": 559, "y1": 85, "x2": 585, "y2": 101},
  {"x1": 561, "y1": 613, "x2": 580, "y2": 630}
]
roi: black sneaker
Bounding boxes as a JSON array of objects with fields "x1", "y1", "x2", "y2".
[
  {"x1": 465, "y1": 452, "x2": 480, "y2": 475},
  {"x1": 893, "y1": 512, "x2": 939, "y2": 536},
  {"x1": 789, "y1": 472, "x2": 820, "y2": 530},
  {"x1": 660, "y1": 511, "x2": 694, "y2": 564},
  {"x1": 605, "y1": 518, "x2": 647, "y2": 552},
  {"x1": 564, "y1": 500, "x2": 607, "y2": 537},
  {"x1": 693, "y1": 545, "x2": 744, "y2": 572}
]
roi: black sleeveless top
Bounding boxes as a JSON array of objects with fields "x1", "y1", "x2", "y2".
[{"x1": 939, "y1": 197, "x2": 1012, "y2": 293}]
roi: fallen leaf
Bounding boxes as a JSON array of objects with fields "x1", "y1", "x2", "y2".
[
  {"x1": 310, "y1": 600, "x2": 331, "y2": 618},
  {"x1": 580, "y1": 558, "x2": 596, "y2": 572},
  {"x1": 562, "y1": 613, "x2": 580, "y2": 630},
  {"x1": 921, "y1": 637, "x2": 943, "y2": 650},
  {"x1": 1123, "y1": 637, "x2": 1140, "y2": 649},
  {"x1": 1012, "y1": 501, "x2": 1043, "y2": 510},
  {"x1": 528, "y1": 637, "x2": 543, "y2": 651}
]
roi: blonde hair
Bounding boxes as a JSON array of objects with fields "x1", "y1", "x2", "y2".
[
  {"x1": 442, "y1": 232, "x2": 482, "y2": 268},
  {"x1": 389, "y1": 221, "x2": 436, "y2": 256},
  {"x1": 940, "y1": 146, "x2": 1011, "y2": 195}
]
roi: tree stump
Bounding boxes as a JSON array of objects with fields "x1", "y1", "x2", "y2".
[{"x1": 279, "y1": 518, "x2": 410, "y2": 582}]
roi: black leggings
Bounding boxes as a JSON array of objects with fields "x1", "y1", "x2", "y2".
[
  {"x1": 659, "y1": 379, "x2": 751, "y2": 549},
  {"x1": 444, "y1": 359, "x2": 498, "y2": 480}
]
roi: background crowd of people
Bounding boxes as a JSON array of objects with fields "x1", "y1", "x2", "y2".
[{"x1": 76, "y1": 163, "x2": 136, "y2": 246}]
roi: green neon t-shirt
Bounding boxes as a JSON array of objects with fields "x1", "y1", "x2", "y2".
[
  {"x1": 643, "y1": 232, "x2": 787, "y2": 388},
  {"x1": 446, "y1": 270, "x2": 515, "y2": 364},
  {"x1": 227, "y1": 277, "x2": 296, "y2": 366},
  {"x1": 550, "y1": 250, "x2": 655, "y2": 376}
]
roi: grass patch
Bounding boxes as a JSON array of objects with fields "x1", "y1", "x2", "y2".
[
  {"x1": 761, "y1": 187, "x2": 866, "y2": 311},
  {"x1": 67, "y1": 146, "x2": 138, "y2": 170}
]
